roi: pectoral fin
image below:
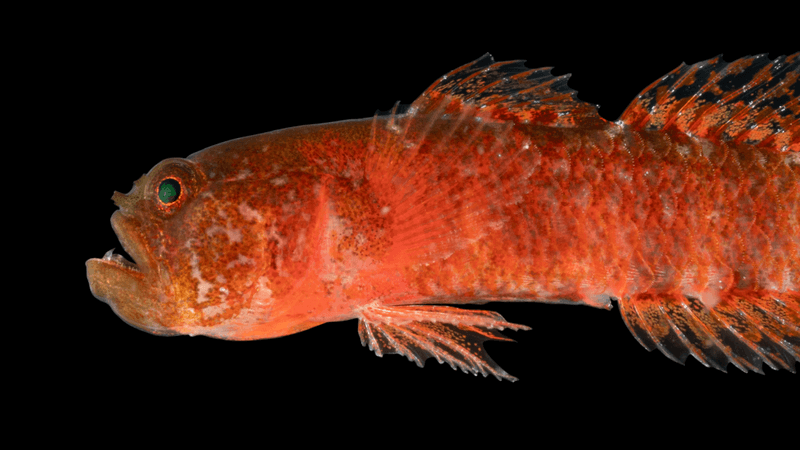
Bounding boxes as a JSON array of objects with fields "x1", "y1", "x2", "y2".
[{"x1": 357, "y1": 304, "x2": 530, "y2": 381}]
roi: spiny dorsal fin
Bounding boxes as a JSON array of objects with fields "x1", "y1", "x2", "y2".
[
  {"x1": 621, "y1": 53, "x2": 800, "y2": 153},
  {"x1": 365, "y1": 55, "x2": 607, "y2": 266},
  {"x1": 410, "y1": 53, "x2": 606, "y2": 128}
]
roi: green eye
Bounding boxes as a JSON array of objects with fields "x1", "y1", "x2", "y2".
[{"x1": 158, "y1": 178, "x2": 181, "y2": 204}]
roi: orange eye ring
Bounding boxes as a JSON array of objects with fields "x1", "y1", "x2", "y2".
[
  {"x1": 144, "y1": 158, "x2": 206, "y2": 215},
  {"x1": 154, "y1": 176, "x2": 186, "y2": 212}
]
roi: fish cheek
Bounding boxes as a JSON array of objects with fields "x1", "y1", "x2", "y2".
[
  {"x1": 160, "y1": 191, "x2": 274, "y2": 331},
  {"x1": 156, "y1": 173, "x2": 325, "y2": 335}
]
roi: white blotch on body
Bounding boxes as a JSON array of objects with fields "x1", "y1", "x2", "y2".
[
  {"x1": 201, "y1": 302, "x2": 230, "y2": 318},
  {"x1": 291, "y1": 229, "x2": 307, "y2": 262},
  {"x1": 270, "y1": 175, "x2": 289, "y2": 186},
  {"x1": 190, "y1": 254, "x2": 213, "y2": 304},
  {"x1": 488, "y1": 220, "x2": 505, "y2": 230},
  {"x1": 238, "y1": 202, "x2": 264, "y2": 222},
  {"x1": 226, "y1": 254, "x2": 254, "y2": 269},
  {"x1": 206, "y1": 224, "x2": 243, "y2": 243},
  {"x1": 234, "y1": 169, "x2": 252, "y2": 181}
]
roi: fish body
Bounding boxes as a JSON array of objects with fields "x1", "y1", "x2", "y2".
[{"x1": 87, "y1": 53, "x2": 799, "y2": 379}]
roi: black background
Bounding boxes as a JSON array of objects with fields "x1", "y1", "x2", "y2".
[{"x1": 39, "y1": 6, "x2": 797, "y2": 439}]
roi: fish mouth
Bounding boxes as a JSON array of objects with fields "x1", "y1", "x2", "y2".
[
  {"x1": 97, "y1": 248, "x2": 141, "y2": 272},
  {"x1": 87, "y1": 211, "x2": 147, "y2": 280},
  {"x1": 86, "y1": 211, "x2": 177, "y2": 336}
]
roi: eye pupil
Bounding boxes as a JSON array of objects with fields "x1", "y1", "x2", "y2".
[{"x1": 158, "y1": 179, "x2": 181, "y2": 204}]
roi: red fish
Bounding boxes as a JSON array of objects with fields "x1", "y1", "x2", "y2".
[{"x1": 87, "y1": 53, "x2": 799, "y2": 380}]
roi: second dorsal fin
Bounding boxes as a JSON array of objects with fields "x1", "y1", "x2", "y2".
[
  {"x1": 409, "y1": 53, "x2": 606, "y2": 128},
  {"x1": 620, "y1": 53, "x2": 800, "y2": 153}
]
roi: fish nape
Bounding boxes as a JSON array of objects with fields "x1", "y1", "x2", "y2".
[{"x1": 88, "y1": 52, "x2": 799, "y2": 379}]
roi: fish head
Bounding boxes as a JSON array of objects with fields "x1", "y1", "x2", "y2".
[
  {"x1": 87, "y1": 146, "x2": 329, "y2": 339},
  {"x1": 86, "y1": 158, "x2": 209, "y2": 335}
]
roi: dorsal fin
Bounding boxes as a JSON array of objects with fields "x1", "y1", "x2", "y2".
[
  {"x1": 366, "y1": 55, "x2": 606, "y2": 267},
  {"x1": 621, "y1": 53, "x2": 800, "y2": 153},
  {"x1": 364, "y1": 57, "x2": 577, "y2": 371},
  {"x1": 409, "y1": 53, "x2": 606, "y2": 128}
]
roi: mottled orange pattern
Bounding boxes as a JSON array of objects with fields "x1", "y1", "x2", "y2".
[{"x1": 87, "y1": 53, "x2": 798, "y2": 380}]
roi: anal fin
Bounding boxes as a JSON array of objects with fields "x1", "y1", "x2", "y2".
[
  {"x1": 357, "y1": 304, "x2": 530, "y2": 381},
  {"x1": 618, "y1": 290, "x2": 799, "y2": 373}
]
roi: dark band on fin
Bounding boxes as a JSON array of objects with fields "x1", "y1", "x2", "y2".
[
  {"x1": 618, "y1": 291, "x2": 799, "y2": 373},
  {"x1": 621, "y1": 53, "x2": 800, "y2": 153},
  {"x1": 410, "y1": 53, "x2": 606, "y2": 128}
]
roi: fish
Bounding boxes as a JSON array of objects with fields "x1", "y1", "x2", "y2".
[{"x1": 87, "y1": 53, "x2": 799, "y2": 380}]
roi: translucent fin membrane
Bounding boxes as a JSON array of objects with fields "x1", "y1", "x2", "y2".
[
  {"x1": 411, "y1": 52, "x2": 606, "y2": 128},
  {"x1": 358, "y1": 304, "x2": 530, "y2": 381},
  {"x1": 621, "y1": 53, "x2": 800, "y2": 153},
  {"x1": 618, "y1": 291, "x2": 799, "y2": 373}
]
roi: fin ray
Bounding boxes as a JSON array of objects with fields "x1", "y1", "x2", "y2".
[
  {"x1": 411, "y1": 52, "x2": 605, "y2": 128},
  {"x1": 358, "y1": 304, "x2": 529, "y2": 381},
  {"x1": 366, "y1": 54, "x2": 609, "y2": 267},
  {"x1": 620, "y1": 53, "x2": 800, "y2": 153},
  {"x1": 712, "y1": 294, "x2": 797, "y2": 371},
  {"x1": 619, "y1": 290, "x2": 799, "y2": 373}
]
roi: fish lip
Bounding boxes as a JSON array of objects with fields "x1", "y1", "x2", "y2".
[
  {"x1": 86, "y1": 210, "x2": 148, "y2": 275},
  {"x1": 85, "y1": 211, "x2": 148, "y2": 273},
  {"x1": 109, "y1": 210, "x2": 148, "y2": 272}
]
